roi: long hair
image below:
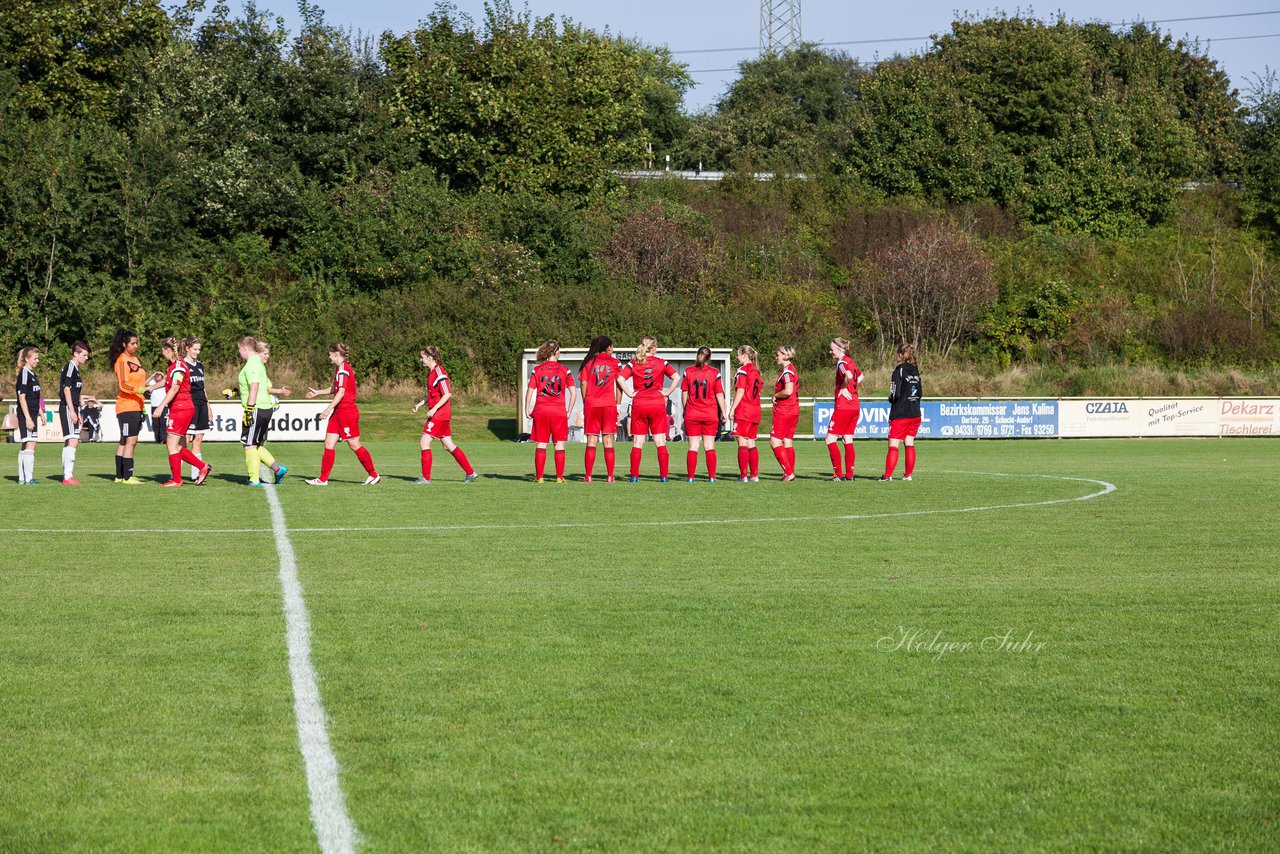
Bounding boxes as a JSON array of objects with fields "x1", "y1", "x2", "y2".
[
  {"x1": 108, "y1": 329, "x2": 136, "y2": 369},
  {"x1": 896, "y1": 342, "x2": 917, "y2": 364},
  {"x1": 421, "y1": 345, "x2": 442, "y2": 364},
  {"x1": 633, "y1": 336, "x2": 657, "y2": 364},
  {"x1": 14, "y1": 346, "x2": 38, "y2": 378},
  {"x1": 161, "y1": 337, "x2": 188, "y2": 360},
  {"x1": 535, "y1": 339, "x2": 559, "y2": 362},
  {"x1": 776, "y1": 344, "x2": 796, "y2": 361},
  {"x1": 580, "y1": 335, "x2": 612, "y2": 371},
  {"x1": 694, "y1": 346, "x2": 712, "y2": 367},
  {"x1": 736, "y1": 345, "x2": 757, "y2": 365},
  {"x1": 183, "y1": 337, "x2": 201, "y2": 357},
  {"x1": 831, "y1": 337, "x2": 851, "y2": 354},
  {"x1": 329, "y1": 342, "x2": 349, "y2": 360}
]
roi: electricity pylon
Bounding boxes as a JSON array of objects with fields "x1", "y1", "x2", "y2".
[{"x1": 760, "y1": 0, "x2": 801, "y2": 54}]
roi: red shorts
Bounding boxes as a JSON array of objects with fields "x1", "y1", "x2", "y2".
[
  {"x1": 770, "y1": 408, "x2": 799, "y2": 440},
  {"x1": 531, "y1": 410, "x2": 568, "y2": 443},
  {"x1": 889, "y1": 417, "x2": 922, "y2": 440},
  {"x1": 733, "y1": 420, "x2": 759, "y2": 440},
  {"x1": 423, "y1": 417, "x2": 450, "y2": 439},
  {"x1": 326, "y1": 408, "x2": 361, "y2": 440},
  {"x1": 830, "y1": 404, "x2": 860, "y2": 436},
  {"x1": 630, "y1": 407, "x2": 668, "y2": 437},
  {"x1": 684, "y1": 417, "x2": 718, "y2": 438},
  {"x1": 583, "y1": 405, "x2": 617, "y2": 435},
  {"x1": 166, "y1": 407, "x2": 194, "y2": 436}
]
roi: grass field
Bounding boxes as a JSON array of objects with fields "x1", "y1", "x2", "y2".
[{"x1": 2, "y1": 435, "x2": 1278, "y2": 852}]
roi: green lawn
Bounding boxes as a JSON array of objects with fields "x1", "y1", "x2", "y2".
[{"x1": 1, "y1": 437, "x2": 1277, "y2": 851}]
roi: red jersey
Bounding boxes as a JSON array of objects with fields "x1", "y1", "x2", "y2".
[
  {"x1": 578, "y1": 354, "x2": 621, "y2": 408},
  {"x1": 426, "y1": 365, "x2": 452, "y2": 420},
  {"x1": 733, "y1": 363, "x2": 764, "y2": 422},
  {"x1": 774, "y1": 362, "x2": 799, "y2": 414},
  {"x1": 332, "y1": 361, "x2": 358, "y2": 411},
  {"x1": 681, "y1": 364, "x2": 724, "y2": 421},
  {"x1": 622, "y1": 357, "x2": 677, "y2": 409},
  {"x1": 528, "y1": 361, "x2": 575, "y2": 414},
  {"x1": 165, "y1": 359, "x2": 193, "y2": 411},
  {"x1": 834, "y1": 354, "x2": 861, "y2": 408}
]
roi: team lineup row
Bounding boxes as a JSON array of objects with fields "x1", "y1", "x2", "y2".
[{"x1": 9, "y1": 333, "x2": 924, "y2": 486}]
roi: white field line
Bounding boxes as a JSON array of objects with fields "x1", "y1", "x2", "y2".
[
  {"x1": 2, "y1": 472, "x2": 1116, "y2": 535},
  {"x1": 264, "y1": 484, "x2": 359, "y2": 854}
]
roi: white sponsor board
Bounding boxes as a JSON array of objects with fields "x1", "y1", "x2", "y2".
[
  {"x1": 1058, "y1": 398, "x2": 1259, "y2": 437},
  {"x1": 8, "y1": 400, "x2": 328, "y2": 442},
  {"x1": 1218, "y1": 399, "x2": 1280, "y2": 437}
]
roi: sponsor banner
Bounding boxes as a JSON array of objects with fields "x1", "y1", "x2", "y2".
[
  {"x1": 1058, "y1": 399, "x2": 1218, "y2": 437},
  {"x1": 9, "y1": 401, "x2": 328, "y2": 442},
  {"x1": 1218, "y1": 398, "x2": 1280, "y2": 437},
  {"x1": 813, "y1": 400, "x2": 1058, "y2": 439}
]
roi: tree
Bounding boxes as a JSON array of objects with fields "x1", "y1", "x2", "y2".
[{"x1": 1242, "y1": 72, "x2": 1280, "y2": 243}]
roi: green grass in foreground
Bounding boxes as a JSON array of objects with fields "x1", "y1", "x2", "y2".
[{"x1": 1, "y1": 438, "x2": 1277, "y2": 851}]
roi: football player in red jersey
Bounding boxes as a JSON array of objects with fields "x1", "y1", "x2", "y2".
[
  {"x1": 681, "y1": 347, "x2": 728, "y2": 482},
  {"x1": 728, "y1": 345, "x2": 763, "y2": 481},
  {"x1": 304, "y1": 342, "x2": 379, "y2": 486},
  {"x1": 577, "y1": 336, "x2": 624, "y2": 483},
  {"x1": 412, "y1": 346, "x2": 478, "y2": 484},
  {"x1": 769, "y1": 345, "x2": 800, "y2": 481},
  {"x1": 524, "y1": 339, "x2": 577, "y2": 482},
  {"x1": 826, "y1": 337, "x2": 863, "y2": 481},
  {"x1": 620, "y1": 336, "x2": 678, "y2": 482},
  {"x1": 152, "y1": 337, "x2": 212, "y2": 486}
]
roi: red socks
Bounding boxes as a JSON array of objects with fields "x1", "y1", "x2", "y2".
[
  {"x1": 604, "y1": 447, "x2": 615, "y2": 478},
  {"x1": 656, "y1": 446, "x2": 670, "y2": 479},
  {"x1": 772, "y1": 445, "x2": 788, "y2": 474},
  {"x1": 845, "y1": 442, "x2": 856, "y2": 478},
  {"x1": 827, "y1": 442, "x2": 842, "y2": 475},
  {"x1": 168, "y1": 453, "x2": 182, "y2": 482},
  {"x1": 451, "y1": 447, "x2": 473, "y2": 475},
  {"x1": 749, "y1": 447, "x2": 759, "y2": 477},
  {"x1": 354, "y1": 446, "x2": 376, "y2": 476},
  {"x1": 554, "y1": 449, "x2": 566, "y2": 478},
  {"x1": 421, "y1": 449, "x2": 433, "y2": 479},
  {"x1": 706, "y1": 450, "x2": 717, "y2": 480},
  {"x1": 786, "y1": 446, "x2": 796, "y2": 476},
  {"x1": 630, "y1": 447, "x2": 642, "y2": 478},
  {"x1": 737, "y1": 447, "x2": 749, "y2": 477},
  {"x1": 686, "y1": 450, "x2": 697, "y2": 479},
  {"x1": 904, "y1": 446, "x2": 915, "y2": 477},
  {"x1": 884, "y1": 446, "x2": 899, "y2": 478},
  {"x1": 320, "y1": 448, "x2": 336, "y2": 481},
  {"x1": 534, "y1": 448, "x2": 547, "y2": 479},
  {"x1": 584, "y1": 446, "x2": 596, "y2": 478}
]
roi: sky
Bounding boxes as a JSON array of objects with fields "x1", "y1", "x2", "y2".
[{"x1": 246, "y1": 1, "x2": 1280, "y2": 110}]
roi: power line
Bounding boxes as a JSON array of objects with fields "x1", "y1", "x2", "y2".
[
  {"x1": 1209, "y1": 31, "x2": 1280, "y2": 42},
  {"x1": 671, "y1": 9, "x2": 1280, "y2": 56}
]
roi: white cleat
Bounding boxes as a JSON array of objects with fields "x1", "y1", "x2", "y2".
[
  {"x1": 304, "y1": 478, "x2": 328, "y2": 487},
  {"x1": 363, "y1": 474, "x2": 381, "y2": 485},
  {"x1": 902, "y1": 475, "x2": 913, "y2": 481}
]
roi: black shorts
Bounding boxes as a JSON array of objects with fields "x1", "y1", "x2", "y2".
[
  {"x1": 17, "y1": 414, "x2": 41, "y2": 443},
  {"x1": 189, "y1": 402, "x2": 211, "y2": 434},
  {"x1": 59, "y1": 406, "x2": 80, "y2": 441},
  {"x1": 117, "y1": 410, "x2": 144, "y2": 440},
  {"x1": 241, "y1": 408, "x2": 273, "y2": 447}
]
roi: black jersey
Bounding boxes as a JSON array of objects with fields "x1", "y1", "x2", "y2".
[
  {"x1": 16, "y1": 366, "x2": 42, "y2": 415},
  {"x1": 60, "y1": 361, "x2": 83, "y2": 409},
  {"x1": 888, "y1": 363, "x2": 922, "y2": 420},
  {"x1": 186, "y1": 358, "x2": 208, "y2": 407}
]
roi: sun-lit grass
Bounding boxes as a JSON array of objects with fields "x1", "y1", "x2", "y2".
[{"x1": 1, "y1": 437, "x2": 1277, "y2": 851}]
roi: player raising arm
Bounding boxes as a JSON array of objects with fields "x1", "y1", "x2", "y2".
[
  {"x1": 826, "y1": 337, "x2": 863, "y2": 481},
  {"x1": 153, "y1": 337, "x2": 212, "y2": 486},
  {"x1": 620, "y1": 336, "x2": 679, "y2": 483},
  {"x1": 305, "y1": 342, "x2": 379, "y2": 486},
  {"x1": 728, "y1": 345, "x2": 763, "y2": 482},
  {"x1": 524, "y1": 339, "x2": 577, "y2": 482},
  {"x1": 58, "y1": 341, "x2": 98, "y2": 485},
  {"x1": 577, "y1": 336, "x2": 624, "y2": 483},
  {"x1": 14, "y1": 347, "x2": 42, "y2": 485},
  {"x1": 769, "y1": 345, "x2": 800, "y2": 481},
  {"x1": 880, "y1": 343, "x2": 923, "y2": 482},
  {"x1": 412, "y1": 346, "x2": 478, "y2": 484},
  {"x1": 681, "y1": 346, "x2": 728, "y2": 482}
]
